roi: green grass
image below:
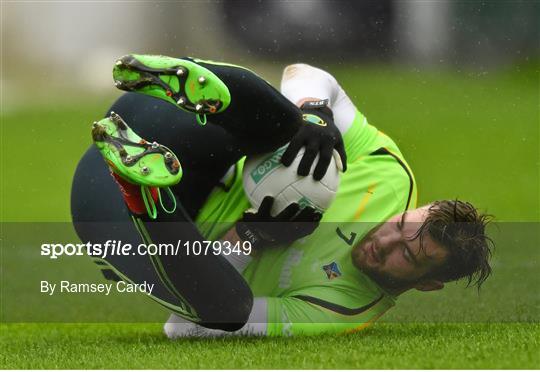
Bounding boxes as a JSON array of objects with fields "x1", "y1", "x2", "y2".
[
  {"x1": 1, "y1": 63, "x2": 539, "y2": 369},
  {"x1": 1, "y1": 323, "x2": 539, "y2": 369}
]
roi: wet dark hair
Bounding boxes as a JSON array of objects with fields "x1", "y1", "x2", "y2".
[{"x1": 413, "y1": 200, "x2": 494, "y2": 290}]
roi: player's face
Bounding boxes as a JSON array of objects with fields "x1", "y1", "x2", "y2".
[{"x1": 352, "y1": 205, "x2": 448, "y2": 292}]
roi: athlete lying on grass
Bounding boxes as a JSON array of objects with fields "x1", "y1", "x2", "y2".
[{"x1": 71, "y1": 55, "x2": 493, "y2": 337}]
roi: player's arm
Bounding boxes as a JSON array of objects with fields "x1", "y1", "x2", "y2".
[
  {"x1": 164, "y1": 294, "x2": 390, "y2": 338},
  {"x1": 279, "y1": 64, "x2": 351, "y2": 180},
  {"x1": 280, "y1": 63, "x2": 358, "y2": 135},
  {"x1": 233, "y1": 196, "x2": 321, "y2": 250},
  {"x1": 280, "y1": 64, "x2": 360, "y2": 179}
]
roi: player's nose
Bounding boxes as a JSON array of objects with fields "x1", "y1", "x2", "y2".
[{"x1": 377, "y1": 232, "x2": 401, "y2": 257}]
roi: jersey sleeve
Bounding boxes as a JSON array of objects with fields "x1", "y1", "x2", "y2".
[
  {"x1": 264, "y1": 294, "x2": 393, "y2": 336},
  {"x1": 280, "y1": 63, "x2": 358, "y2": 135}
]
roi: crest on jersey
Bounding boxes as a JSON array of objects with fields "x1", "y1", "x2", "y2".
[{"x1": 322, "y1": 261, "x2": 342, "y2": 280}]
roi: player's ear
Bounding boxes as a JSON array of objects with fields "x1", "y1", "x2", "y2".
[{"x1": 414, "y1": 280, "x2": 444, "y2": 292}]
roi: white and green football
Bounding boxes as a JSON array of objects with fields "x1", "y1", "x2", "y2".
[{"x1": 242, "y1": 145, "x2": 341, "y2": 216}]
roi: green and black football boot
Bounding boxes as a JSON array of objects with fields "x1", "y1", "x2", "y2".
[
  {"x1": 92, "y1": 111, "x2": 182, "y2": 219},
  {"x1": 112, "y1": 54, "x2": 231, "y2": 125}
]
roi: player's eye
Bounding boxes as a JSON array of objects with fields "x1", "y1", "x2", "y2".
[{"x1": 402, "y1": 244, "x2": 412, "y2": 263}]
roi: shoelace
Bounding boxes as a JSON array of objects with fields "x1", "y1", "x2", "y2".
[
  {"x1": 196, "y1": 113, "x2": 207, "y2": 126},
  {"x1": 140, "y1": 186, "x2": 177, "y2": 219}
]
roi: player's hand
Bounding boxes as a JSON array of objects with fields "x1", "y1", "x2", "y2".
[
  {"x1": 281, "y1": 99, "x2": 347, "y2": 180},
  {"x1": 235, "y1": 196, "x2": 322, "y2": 249}
]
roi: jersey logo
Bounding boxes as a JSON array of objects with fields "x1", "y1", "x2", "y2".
[
  {"x1": 323, "y1": 262, "x2": 342, "y2": 280},
  {"x1": 336, "y1": 227, "x2": 357, "y2": 246}
]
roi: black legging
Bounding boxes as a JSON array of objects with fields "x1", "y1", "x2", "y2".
[{"x1": 71, "y1": 62, "x2": 302, "y2": 330}]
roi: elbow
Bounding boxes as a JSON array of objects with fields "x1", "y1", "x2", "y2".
[{"x1": 282, "y1": 63, "x2": 311, "y2": 80}]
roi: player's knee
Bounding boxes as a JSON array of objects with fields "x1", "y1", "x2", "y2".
[
  {"x1": 216, "y1": 298, "x2": 253, "y2": 332},
  {"x1": 199, "y1": 286, "x2": 253, "y2": 332}
]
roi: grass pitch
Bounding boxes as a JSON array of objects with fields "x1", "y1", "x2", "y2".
[
  {"x1": 1, "y1": 63, "x2": 539, "y2": 369},
  {"x1": 2, "y1": 323, "x2": 539, "y2": 369}
]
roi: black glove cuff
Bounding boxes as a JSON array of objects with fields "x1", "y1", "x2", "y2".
[
  {"x1": 300, "y1": 100, "x2": 334, "y2": 124},
  {"x1": 300, "y1": 99, "x2": 329, "y2": 109}
]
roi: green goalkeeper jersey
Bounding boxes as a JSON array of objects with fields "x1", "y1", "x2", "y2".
[{"x1": 195, "y1": 110, "x2": 417, "y2": 336}]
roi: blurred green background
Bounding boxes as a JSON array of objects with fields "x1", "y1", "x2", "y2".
[
  {"x1": 2, "y1": 62, "x2": 538, "y2": 222},
  {"x1": 2, "y1": 0, "x2": 538, "y2": 222}
]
